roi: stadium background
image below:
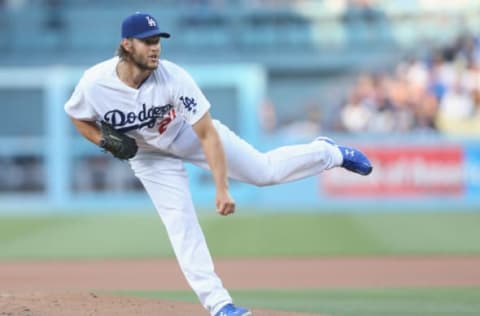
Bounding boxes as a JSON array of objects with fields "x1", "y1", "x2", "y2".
[{"x1": 1, "y1": 0, "x2": 480, "y2": 315}]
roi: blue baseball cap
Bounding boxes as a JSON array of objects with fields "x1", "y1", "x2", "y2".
[{"x1": 121, "y1": 12, "x2": 170, "y2": 39}]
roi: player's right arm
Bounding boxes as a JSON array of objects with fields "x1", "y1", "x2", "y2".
[
  {"x1": 65, "y1": 73, "x2": 102, "y2": 146},
  {"x1": 192, "y1": 112, "x2": 235, "y2": 216},
  {"x1": 69, "y1": 117, "x2": 102, "y2": 146},
  {"x1": 167, "y1": 61, "x2": 235, "y2": 215}
]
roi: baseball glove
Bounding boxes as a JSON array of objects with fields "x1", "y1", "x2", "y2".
[{"x1": 99, "y1": 121, "x2": 138, "y2": 160}]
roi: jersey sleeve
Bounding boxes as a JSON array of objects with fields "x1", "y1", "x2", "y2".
[
  {"x1": 64, "y1": 75, "x2": 98, "y2": 121},
  {"x1": 168, "y1": 63, "x2": 211, "y2": 125}
]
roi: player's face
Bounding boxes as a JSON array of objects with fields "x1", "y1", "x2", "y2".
[{"x1": 130, "y1": 36, "x2": 161, "y2": 71}]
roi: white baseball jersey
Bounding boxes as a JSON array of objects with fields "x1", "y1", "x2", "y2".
[{"x1": 65, "y1": 57, "x2": 210, "y2": 154}]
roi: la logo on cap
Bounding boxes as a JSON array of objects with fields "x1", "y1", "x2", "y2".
[{"x1": 146, "y1": 16, "x2": 156, "y2": 27}]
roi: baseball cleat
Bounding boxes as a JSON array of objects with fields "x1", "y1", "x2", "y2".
[
  {"x1": 215, "y1": 303, "x2": 252, "y2": 316},
  {"x1": 316, "y1": 137, "x2": 373, "y2": 176}
]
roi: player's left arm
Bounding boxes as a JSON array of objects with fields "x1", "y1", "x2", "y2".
[{"x1": 192, "y1": 112, "x2": 235, "y2": 216}]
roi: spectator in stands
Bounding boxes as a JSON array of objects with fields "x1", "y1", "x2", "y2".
[
  {"x1": 259, "y1": 96, "x2": 323, "y2": 140},
  {"x1": 436, "y1": 88, "x2": 480, "y2": 135},
  {"x1": 439, "y1": 80, "x2": 474, "y2": 120},
  {"x1": 276, "y1": 103, "x2": 323, "y2": 140},
  {"x1": 340, "y1": 90, "x2": 373, "y2": 132},
  {"x1": 412, "y1": 90, "x2": 438, "y2": 132},
  {"x1": 258, "y1": 98, "x2": 277, "y2": 135},
  {"x1": 427, "y1": 54, "x2": 448, "y2": 101}
]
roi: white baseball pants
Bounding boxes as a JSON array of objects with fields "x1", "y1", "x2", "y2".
[{"x1": 130, "y1": 120, "x2": 340, "y2": 315}]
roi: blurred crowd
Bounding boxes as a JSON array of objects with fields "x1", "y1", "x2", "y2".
[
  {"x1": 259, "y1": 32, "x2": 480, "y2": 139},
  {"x1": 337, "y1": 33, "x2": 480, "y2": 135}
]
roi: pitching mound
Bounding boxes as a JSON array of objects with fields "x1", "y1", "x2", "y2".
[{"x1": 0, "y1": 292, "x2": 322, "y2": 316}]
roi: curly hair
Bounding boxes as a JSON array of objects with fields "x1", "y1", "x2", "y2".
[{"x1": 116, "y1": 43, "x2": 129, "y2": 60}]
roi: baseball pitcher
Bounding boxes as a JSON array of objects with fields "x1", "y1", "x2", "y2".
[{"x1": 65, "y1": 12, "x2": 372, "y2": 316}]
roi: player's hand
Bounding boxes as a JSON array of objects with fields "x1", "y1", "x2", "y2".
[{"x1": 216, "y1": 189, "x2": 236, "y2": 216}]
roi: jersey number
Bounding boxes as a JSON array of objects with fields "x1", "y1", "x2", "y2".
[{"x1": 158, "y1": 109, "x2": 177, "y2": 134}]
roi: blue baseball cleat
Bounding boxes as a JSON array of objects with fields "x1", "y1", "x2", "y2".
[
  {"x1": 215, "y1": 303, "x2": 252, "y2": 316},
  {"x1": 317, "y1": 137, "x2": 373, "y2": 176},
  {"x1": 338, "y1": 145, "x2": 373, "y2": 176}
]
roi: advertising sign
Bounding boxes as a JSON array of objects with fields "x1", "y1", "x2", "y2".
[{"x1": 323, "y1": 146, "x2": 464, "y2": 197}]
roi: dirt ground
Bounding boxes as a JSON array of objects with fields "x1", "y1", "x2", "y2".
[{"x1": 1, "y1": 256, "x2": 480, "y2": 316}]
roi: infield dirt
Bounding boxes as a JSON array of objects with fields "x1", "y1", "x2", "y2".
[{"x1": 1, "y1": 256, "x2": 479, "y2": 315}]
